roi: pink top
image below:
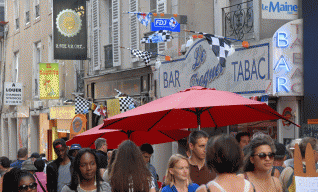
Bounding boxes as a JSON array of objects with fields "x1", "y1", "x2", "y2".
[{"x1": 34, "y1": 172, "x2": 47, "y2": 192}]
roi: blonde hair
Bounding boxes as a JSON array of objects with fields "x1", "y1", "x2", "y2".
[{"x1": 164, "y1": 154, "x2": 192, "y2": 187}]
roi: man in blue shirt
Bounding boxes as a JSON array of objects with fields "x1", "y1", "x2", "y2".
[
  {"x1": 140, "y1": 143, "x2": 159, "y2": 191},
  {"x1": 10, "y1": 147, "x2": 28, "y2": 169}
]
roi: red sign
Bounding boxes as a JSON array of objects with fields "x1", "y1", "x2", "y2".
[{"x1": 282, "y1": 107, "x2": 293, "y2": 126}]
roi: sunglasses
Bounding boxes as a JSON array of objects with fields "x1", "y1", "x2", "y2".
[
  {"x1": 18, "y1": 182, "x2": 37, "y2": 191},
  {"x1": 253, "y1": 152, "x2": 275, "y2": 159}
]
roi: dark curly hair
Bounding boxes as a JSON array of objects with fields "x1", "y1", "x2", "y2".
[
  {"x1": 242, "y1": 137, "x2": 276, "y2": 172},
  {"x1": 68, "y1": 148, "x2": 103, "y2": 192}
]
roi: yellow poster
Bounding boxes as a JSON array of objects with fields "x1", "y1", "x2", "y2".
[
  {"x1": 52, "y1": 127, "x2": 58, "y2": 160},
  {"x1": 39, "y1": 63, "x2": 59, "y2": 99},
  {"x1": 107, "y1": 99, "x2": 120, "y2": 117}
]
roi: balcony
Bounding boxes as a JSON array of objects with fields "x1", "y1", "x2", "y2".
[{"x1": 222, "y1": 0, "x2": 254, "y2": 41}]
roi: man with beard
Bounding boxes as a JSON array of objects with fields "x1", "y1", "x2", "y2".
[{"x1": 188, "y1": 130, "x2": 216, "y2": 185}]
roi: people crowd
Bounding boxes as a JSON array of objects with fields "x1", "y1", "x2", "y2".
[{"x1": 0, "y1": 130, "x2": 315, "y2": 192}]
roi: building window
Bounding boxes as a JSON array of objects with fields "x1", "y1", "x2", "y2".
[
  {"x1": 14, "y1": 0, "x2": 19, "y2": 30},
  {"x1": 13, "y1": 51, "x2": 19, "y2": 82},
  {"x1": 150, "y1": 0, "x2": 156, "y2": 13},
  {"x1": 104, "y1": 44, "x2": 113, "y2": 68},
  {"x1": 34, "y1": 42, "x2": 41, "y2": 97},
  {"x1": 144, "y1": 32, "x2": 157, "y2": 58},
  {"x1": 25, "y1": 0, "x2": 30, "y2": 24},
  {"x1": 34, "y1": 0, "x2": 40, "y2": 18}
]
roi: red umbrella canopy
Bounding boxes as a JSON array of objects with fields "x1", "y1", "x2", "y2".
[
  {"x1": 66, "y1": 124, "x2": 191, "y2": 149},
  {"x1": 101, "y1": 86, "x2": 299, "y2": 131}
]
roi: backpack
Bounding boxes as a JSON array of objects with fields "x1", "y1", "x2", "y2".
[{"x1": 286, "y1": 163, "x2": 318, "y2": 192}]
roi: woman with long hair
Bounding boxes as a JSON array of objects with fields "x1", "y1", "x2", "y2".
[
  {"x1": 3, "y1": 168, "x2": 38, "y2": 192},
  {"x1": 103, "y1": 149, "x2": 117, "y2": 183},
  {"x1": 197, "y1": 134, "x2": 253, "y2": 192},
  {"x1": 239, "y1": 137, "x2": 282, "y2": 192},
  {"x1": 110, "y1": 140, "x2": 156, "y2": 192},
  {"x1": 61, "y1": 148, "x2": 111, "y2": 192},
  {"x1": 162, "y1": 154, "x2": 199, "y2": 192}
]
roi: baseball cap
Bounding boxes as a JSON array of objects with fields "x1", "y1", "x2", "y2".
[
  {"x1": 70, "y1": 144, "x2": 82, "y2": 150},
  {"x1": 30, "y1": 152, "x2": 40, "y2": 158},
  {"x1": 21, "y1": 159, "x2": 37, "y2": 171},
  {"x1": 275, "y1": 142, "x2": 287, "y2": 159}
]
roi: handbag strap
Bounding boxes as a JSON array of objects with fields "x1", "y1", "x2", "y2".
[{"x1": 34, "y1": 173, "x2": 47, "y2": 192}]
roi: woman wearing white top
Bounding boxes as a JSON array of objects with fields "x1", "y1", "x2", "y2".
[
  {"x1": 197, "y1": 134, "x2": 254, "y2": 192},
  {"x1": 110, "y1": 140, "x2": 156, "y2": 192}
]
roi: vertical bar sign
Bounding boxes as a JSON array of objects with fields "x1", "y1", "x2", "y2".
[{"x1": 39, "y1": 63, "x2": 60, "y2": 99}]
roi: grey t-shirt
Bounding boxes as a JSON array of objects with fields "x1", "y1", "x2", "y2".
[
  {"x1": 61, "y1": 182, "x2": 112, "y2": 192},
  {"x1": 57, "y1": 161, "x2": 72, "y2": 192}
]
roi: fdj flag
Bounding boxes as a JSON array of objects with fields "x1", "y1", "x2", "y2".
[
  {"x1": 39, "y1": 63, "x2": 59, "y2": 99},
  {"x1": 53, "y1": 0, "x2": 87, "y2": 60}
]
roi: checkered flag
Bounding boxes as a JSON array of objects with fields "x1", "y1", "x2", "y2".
[
  {"x1": 188, "y1": 31, "x2": 233, "y2": 67},
  {"x1": 75, "y1": 96, "x2": 90, "y2": 114},
  {"x1": 131, "y1": 49, "x2": 152, "y2": 65},
  {"x1": 119, "y1": 97, "x2": 135, "y2": 113},
  {"x1": 115, "y1": 89, "x2": 140, "y2": 107},
  {"x1": 140, "y1": 30, "x2": 173, "y2": 44}
]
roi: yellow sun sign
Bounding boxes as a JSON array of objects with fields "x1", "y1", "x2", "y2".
[{"x1": 39, "y1": 63, "x2": 60, "y2": 99}]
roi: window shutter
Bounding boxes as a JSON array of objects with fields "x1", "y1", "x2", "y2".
[
  {"x1": 112, "y1": 0, "x2": 121, "y2": 66},
  {"x1": 157, "y1": 0, "x2": 167, "y2": 53},
  {"x1": 92, "y1": 0, "x2": 100, "y2": 70},
  {"x1": 130, "y1": 0, "x2": 139, "y2": 62}
]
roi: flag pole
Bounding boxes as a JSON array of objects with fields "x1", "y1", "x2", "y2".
[
  {"x1": 119, "y1": 46, "x2": 172, "y2": 60},
  {"x1": 184, "y1": 29, "x2": 249, "y2": 48}
]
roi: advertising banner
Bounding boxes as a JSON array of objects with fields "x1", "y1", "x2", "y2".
[
  {"x1": 262, "y1": 0, "x2": 299, "y2": 20},
  {"x1": 53, "y1": 0, "x2": 87, "y2": 60},
  {"x1": 39, "y1": 63, "x2": 59, "y2": 99},
  {"x1": 151, "y1": 14, "x2": 184, "y2": 32}
]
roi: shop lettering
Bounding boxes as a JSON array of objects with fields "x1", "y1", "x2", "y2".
[
  {"x1": 275, "y1": 23, "x2": 303, "y2": 94},
  {"x1": 163, "y1": 71, "x2": 180, "y2": 88},
  {"x1": 232, "y1": 57, "x2": 268, "y2": 82},
  {"x1": 55, "y1": 44, "x2": 83, "y2": 49},
  {"x1": 262, "y1": 2, "x2": 298, "y2": 13},
  {"x1": 5, "y1": 88, "x2": 21, "y2": 92},
  {"x1": 190, "y1": 63, "x2": 223, "y2": 87}
]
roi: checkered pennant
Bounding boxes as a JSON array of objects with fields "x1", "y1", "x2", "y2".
[
  {"x1": 75, "y1": 96, "x2": 90, "y2": 114},
  {"x1": 189, "y1": 31, "x2": 232, "y2": 67},
  {"x1": 119, "y1": 97, "x2": 135, "y2": 113},
  {"x1": 140, "y1": 30, "x2": 173, "y2": 44},
  {"x1": 131, "y1": 49, "x2": 152, "y2": 65}
]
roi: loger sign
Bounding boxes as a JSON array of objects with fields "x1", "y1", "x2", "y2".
[{"x1": 262, "y1": 0, "x2": 299, "y2": 20}]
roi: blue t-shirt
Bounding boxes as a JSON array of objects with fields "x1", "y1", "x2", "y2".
[
  {"x1": 10, "y1": 160, "x2": 25, "y2": 169},
  {"x1": 161, "y1": 183, "x2": 199, "y2": 192}
]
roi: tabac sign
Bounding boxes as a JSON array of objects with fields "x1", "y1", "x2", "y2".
[
  {"x1": 159, "y1": 38, "x2": 271, "y2": 97},
  {"x1": 4, "y1": 82, "x2": 23, "y2": 105}
]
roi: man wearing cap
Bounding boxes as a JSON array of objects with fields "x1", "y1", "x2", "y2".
[
  {"x1": 47, "y1": 138, "x2": 74, "y2": 192},
  {"x1": 68, "y1": 144, "x2": 82, "y2": 158},
  {"x1": 10, "y1": 147, "x2": 28, "y2": 169},
  {"x1": 271, "y1": 142, "x2": 287, "y2": 178},
  {"x1": 283, "y1": 138, "x2": 302, "y2": 168}
]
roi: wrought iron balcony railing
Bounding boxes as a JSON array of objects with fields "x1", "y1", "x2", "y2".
[{"x1": 222, "y1": 0, "x2": 254, "y2": 41}]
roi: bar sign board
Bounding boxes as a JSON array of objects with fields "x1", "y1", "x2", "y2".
[{"x1": 4, "y1": 82, "x2": 23, "y2": 105}]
